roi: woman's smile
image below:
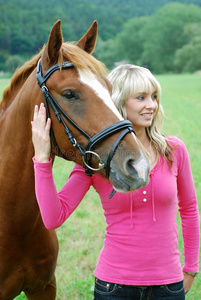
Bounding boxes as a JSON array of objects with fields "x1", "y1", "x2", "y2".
[{"x1": 140, "y1": 112, "x2": 154, "y2": 119}]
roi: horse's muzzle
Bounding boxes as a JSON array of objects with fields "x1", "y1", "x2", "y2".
[{"x1": 109, "y1": 152, "x2": 150, "y2": 193}]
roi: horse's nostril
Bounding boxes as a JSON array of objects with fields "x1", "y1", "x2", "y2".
[
  {"x1": 125, "y1": 159, "x2": 138, "y2": 176},
  {"x1": 128, "y1": 159, "x2": 134, "y2": 166},
  {"x1": 124, "y1": 155, "x2": 150, "y2": 184}
]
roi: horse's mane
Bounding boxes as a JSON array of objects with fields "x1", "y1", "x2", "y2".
[{"x1": 0, "y1": 42, "x2": 108, "y2": 111}]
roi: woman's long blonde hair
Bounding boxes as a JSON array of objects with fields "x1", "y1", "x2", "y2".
[{"x1": 108, "y1": 64, "x2": 173, "y2": 167}]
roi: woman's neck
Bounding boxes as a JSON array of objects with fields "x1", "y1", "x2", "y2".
[
  {"x1": 134, "y1": 127, "x2": 150, "y2": 148},
  {"x1": 134, "y1": 127, "x2": 158, "y2": 170}
]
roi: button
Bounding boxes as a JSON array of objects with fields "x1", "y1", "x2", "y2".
[
  {"x1": 143, "y1": 191, "x2": 147, "y2": 194},
  {"x1": 143, "y1": 199, "x2": 147, "y2": 202}
]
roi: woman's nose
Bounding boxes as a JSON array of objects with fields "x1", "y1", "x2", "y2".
[{"x1": 146, "y1": 96, "x2": 156, "y2": 109}]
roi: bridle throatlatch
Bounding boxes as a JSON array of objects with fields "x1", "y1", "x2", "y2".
[{"x1": 36, "y1": 58, "x2": 135, "y2": 178}]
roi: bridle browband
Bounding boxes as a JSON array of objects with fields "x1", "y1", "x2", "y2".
[{"x1": 36, "y1": 58, "x2": 135, "y2": 177}]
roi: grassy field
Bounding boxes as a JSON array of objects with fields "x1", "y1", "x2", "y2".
[{"x1": 0, "y1": 74, "x2": 200, "y2": 299}]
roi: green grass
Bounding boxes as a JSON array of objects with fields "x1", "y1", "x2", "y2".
[{"x1": 0, "y1": 74, "x2": 201, "y2": 299}]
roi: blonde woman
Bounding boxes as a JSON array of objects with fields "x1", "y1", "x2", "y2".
[{"x1": 32, "y1": 64, "x2": 199, "y2": 300}]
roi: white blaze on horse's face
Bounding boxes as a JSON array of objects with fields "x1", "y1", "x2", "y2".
[{"x1": 78, "y1": 69, "x2": 124, "y2": 121}]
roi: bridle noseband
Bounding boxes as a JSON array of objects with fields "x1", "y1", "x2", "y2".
[{"x1": 36, "y1": 58, "x2": 135, "y2": 177}]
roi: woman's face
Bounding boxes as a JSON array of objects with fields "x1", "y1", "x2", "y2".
[{"x1": 126, "y1": 88, "x2": 158, "y2": 130}]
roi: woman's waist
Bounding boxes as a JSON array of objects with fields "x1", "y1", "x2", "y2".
[
  {"x1": 96, "y1": 240, "x2": 182, "y2": 285},
  {"x1": 105, "y1": 226, "x2": 178, "y2": 247}
]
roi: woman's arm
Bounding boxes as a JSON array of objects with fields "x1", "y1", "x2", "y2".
[
  {"x1": 176, "y1": 140, "x2": 200, "y2": 292},
  {"x1": 33, "y1": 160, "x2": 92, "y2": 229},
  {"x1": 31, "y1": 103, "x2": 92, "y2": 229}
]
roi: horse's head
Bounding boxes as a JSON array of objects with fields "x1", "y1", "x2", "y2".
[{"x1": 37, "y1": 20, "x2": 150, "y2": 192}]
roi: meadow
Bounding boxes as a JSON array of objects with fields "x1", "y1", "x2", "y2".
[{"x1": 0, "y1": 73, "x2": 200, "y2": 299}]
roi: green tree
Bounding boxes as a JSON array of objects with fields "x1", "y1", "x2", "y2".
[
  {"x1": 174, "y1": 36, "x2": 201, "y2": 72},
  {"x1": 5, "y1": 55, "x2": 25, "y2": 73},
  {"x1": 114, "y1": 16, "x2": 149, "y2": 66},
  {"x1": 1, "y1": 0, "x2": 201, "y2": 72},
  {"x1": 140, "y1": 3, "x2": 201, "y2": 73},
  {"x1": 94, "y1": 38, "x2": 117, "y2": 70}
]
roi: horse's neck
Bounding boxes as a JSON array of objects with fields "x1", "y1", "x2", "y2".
[
  {"x1": 0, "y1": 73, "x2": 41, "y2": 220},
  {"x1": 0, "y1": 89, "x2": 35, "y2": 159}
]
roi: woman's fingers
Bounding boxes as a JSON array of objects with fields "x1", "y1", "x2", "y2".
[
  {"x1": 33, "y1": 104, "x2": 39, "y2": 121},
  {"x1": 31, "y1": 103, "x2": 51, "y2": 162},
  {"x1": 32, "y1": 104, "x2": 49, "y2": 130},
  {"x1": 38, "y1": 103, "x2": 47, "y2": 126},
  {"x1": 45, "y1": 118, "x2": 51, "y2": 132}
]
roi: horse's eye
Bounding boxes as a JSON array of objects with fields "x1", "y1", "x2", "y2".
[{"x1": 63, "y1": 90, "x2": 78, "y2": 100}]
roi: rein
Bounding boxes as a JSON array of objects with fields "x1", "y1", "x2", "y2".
[{"x1": 36, "y1": 58, "x2": 135, "y2": 177}]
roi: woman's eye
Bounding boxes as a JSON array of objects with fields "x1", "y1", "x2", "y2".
[
  {"x1": 63, "y1": 90, "x2": 78, "y2": 100},
  {"x1": 137, "y1": 96, "x2": 144, "y2": 100},
  {"x1": 152, "y1": 94, "x2": 157, "y2": 100}
]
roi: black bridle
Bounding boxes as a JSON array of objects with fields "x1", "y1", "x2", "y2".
[{"x1": 36, "y1": 58, "x2": 135, "y2": 177}]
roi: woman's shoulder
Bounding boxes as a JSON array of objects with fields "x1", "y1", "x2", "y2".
[
  {"x1": 166, "y1": 136, "x2": 189, "y2": 161},
  {"x1": 166, "y1": 135, "x2": 186, "y2": 148}
]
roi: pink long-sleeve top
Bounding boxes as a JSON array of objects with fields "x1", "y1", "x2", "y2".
[{"x1": 33, "y1": 136, "x2": 200, "y2": 285}]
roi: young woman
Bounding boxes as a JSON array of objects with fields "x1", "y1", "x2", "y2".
[{"x1": 32, "y1": 64, "x2": 199, "y2": 300}]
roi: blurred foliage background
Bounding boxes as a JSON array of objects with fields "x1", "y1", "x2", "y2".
[{"x1": 0, "y1": 0, "x2": 201, "y2": 73}]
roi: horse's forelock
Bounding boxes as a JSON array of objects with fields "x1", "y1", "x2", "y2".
[{"x1": 61, "y1": 43, "x2": 108, "y2": 77}]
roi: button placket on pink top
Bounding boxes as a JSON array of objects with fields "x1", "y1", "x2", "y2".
[{"x1": 143, "y1": 190, "x2": 147, "y2": 202}]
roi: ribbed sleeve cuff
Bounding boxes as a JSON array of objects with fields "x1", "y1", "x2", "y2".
[{"x1": 32, "y1": 157, "x2": 53, "y2": 175}]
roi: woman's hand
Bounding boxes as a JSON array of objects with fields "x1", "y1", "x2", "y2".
[
  {"x1": 183, "y1": 272, "x2": 195, "y2": 294},
  {"x1": 31, "y1": 103, "x2": 51, "y2": 162}
]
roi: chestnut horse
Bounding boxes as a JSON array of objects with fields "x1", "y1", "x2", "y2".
[{"x1": 0, "y1": 21, "x2": 149, "y2": 299}]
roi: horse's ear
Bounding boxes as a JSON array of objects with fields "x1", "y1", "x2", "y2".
[
  {"x1": 43, "y1": 20, "x2": 63, "y2": 65},
  {"x1": 76, "y1": 21, "x2": 98, "y2": 54}
]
